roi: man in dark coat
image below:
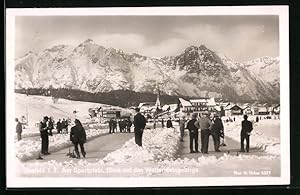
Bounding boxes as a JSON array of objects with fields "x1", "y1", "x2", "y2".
[
  {"x1": 211, "y1": 114, "x2": 223, "y2": 152},
  {"x1": 161, "y1": 119, "x2": 165, "y2": 128},
  {"x1": 126, "y1": 119, "x2": 132, "y2": 133},
  {"x1": 61, "y1": 118, "x2": 67, "y2": 134},
  {"x1": 39, "y1": 116, "x2": 50, "y2": 155},
  {"x1": 109, "y1": 118, "x2": 114, "y2": 134},
  {"x1": 166, "y1": 117, "x2": 173, "y2": 128},
  {"x1": 48, "y1": 117, "x2": 54, "y2": 136},
  {"x1": 56, "y1": 119, "x2": 62, "y2": 134},
  {"x1": 179, "y1": 116, "x2": 186, "y2": 142},
  {"x1": 240, "y1": 115, "x2": 253, "y2": 153},
  {"x1": 256, "y1": 116, "x2": 259, "y2": 123},
  {"x1": 15, "y1": 118, "x2": 22, "y2": 141},
  {"x1": 133, "y1": 108, "x2": 147, "y2": 146},
  {"x1": 186, "y1": 113, "x2": 199, "y2": 153},
  {"x1": 70, "y1": 119, "x2": 87, "y2": 158},
  {"x1": 112, "y1": 118, "x2": 117, "y2": 133}
]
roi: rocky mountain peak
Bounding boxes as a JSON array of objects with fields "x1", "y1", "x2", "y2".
[{"x1": 14, "y1": 41, "x2": 280, "y2": 103}]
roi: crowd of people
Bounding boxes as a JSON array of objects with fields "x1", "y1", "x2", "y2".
[
  {"x1": 14, "y1": 115, "x2": 86, "y2": 158},
  {"x1": 15, "y1": 108, "x2": 257, "y2": 159},
  {"x1": 108, "y1": 118, "x2": 132, "y2": 133},
  {"x1": 38, "y1": 116, "x2": 87, "y2": 158},
  {"x1": 180, "y1": 112, "x2": 253, "y2": 154},
  {"x1": 55, "y1": 118, "x2": 70, "y2": 134},
  {"x1": 131, "y1": 110, "x2": 254, "y2": 154}
]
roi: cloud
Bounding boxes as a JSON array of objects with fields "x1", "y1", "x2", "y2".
[
  {"x1": 92, "y1": 33, "x2": 146, "y2": 54},
  {"x1": 172, "y1": 24, "x2": 278, "y2": 62}
]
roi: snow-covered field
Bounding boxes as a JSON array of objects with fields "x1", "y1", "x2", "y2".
[
  {"x1": 15, "y1": 128, "x2": 108, "y2": 161},
  {"x1": 18, "y1": 120, "x2": 280, "y2": 177},
  {"x1": 14, "y1": 93, "x2": 131, "y2": 134},
  {"x1": 102, "y1": 128, "x2": 179, "y2": 164},
  {"x1": 13, "y1": 94, "x2": 280, "y2": 177},
  {"x1": 224, "y1": 118, "x2": 280, "y2": 155}
]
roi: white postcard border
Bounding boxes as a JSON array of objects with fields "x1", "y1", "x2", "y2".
[{"x1": 6, "y1": 6, "x2": 290, "y2": 188}]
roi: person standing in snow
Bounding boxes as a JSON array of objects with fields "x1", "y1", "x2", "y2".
[
  {"x1": 161, "y1": 118, "x2": 165, "y2": 128},
  {"x1": 133, "y1": 108, "x2": 147, "y2": 146},
  {"x1": 211, "y1": 114, "x2": 223, "y2": 152},
  {"x1": 186, "y1": 113, "x2": 199, "y2": 153},
  {"x1": 195, "y1": 112, "x2": 213, "y2": 154},
  {"x1": 39, "y1": 116, "x2": 50, "y2": 155},
  {"x1": 61, "y1": 118, "x2": 67, "y2": 134},
  {"x1": 126, "y1": 118, "x2": 132, "y2": 133},
  {"x1": 109, "y1": 118, "x2": 114, "y2": 134},
  {"x1": 70, "y1": 119, "x2": 87, "y2": 158},
  {"x1": 112, "y1": 118, "x2": 117, "y2": 133},
  {"x1": 240, "y1": 115, "x2": 253, "y2": 153},
  {"x1": 48, "y1": 116, "x2": 54, "y2": 136},
  {"x1": 166, "y1": 117, "x2": 173, "y2": 128},
  {"x1": 256, "y1": 116, "x2": 259, "y2": 123},
  {"x1": 179, "y1": 116, "x2": 186, "y2": 142},
  {"x1": 56, "y1": 119, "x2": 62, "y2": 134},
  {"x1": 15, "y1": 118, "x2": 22, "y2": 141}
]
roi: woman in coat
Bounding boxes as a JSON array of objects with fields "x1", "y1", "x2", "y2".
[{"x1": 70, "y1": 119, "x2": 87, "y2": 158}]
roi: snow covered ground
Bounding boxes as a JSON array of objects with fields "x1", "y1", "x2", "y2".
[
  {"x1": 13, "y1": 94, "x2": 280, "y2": 177},
  {"x1": 223, "y1": 117, "x2": 280, "y2": 155},
  {"x1": 15, "y1": 128, "x2": 108, "y2": 161},
  {"x1": 18, "y1": 120, "x2": 280, "y2": 177},
  {"x1": 14, "y1": 93, "x2": 131, "y2": 135}
]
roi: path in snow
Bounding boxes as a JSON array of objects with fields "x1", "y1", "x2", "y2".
[
  {"x1": 176, "y1": 130, "x2": 266, "y2": 159},
  {"x1": 27, "y1": 132, "x2": 134, "y2": 163}
]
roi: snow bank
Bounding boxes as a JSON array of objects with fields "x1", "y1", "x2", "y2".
[
  {"x1": 224, "y1": 119, "x2": 280, "y2": 155},
  {"x1": 103, "y1": 128, "x2": 179, "y2": 164},
  {"x1": 15, "y1": 93, "x2": 130, "y2": 131},
  {"x1": 17, "y1": 125, "x2": 280, "y2": 177},
  {"x1": 15, "y1": 128, "x2": 108, "y2": 161}
]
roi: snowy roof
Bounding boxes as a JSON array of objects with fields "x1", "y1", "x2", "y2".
[
  {"x1": 169, "y1": 104, "x2": 178, "y2": 111},
  {"x1": 224, "y1": 104, "x2": 242, "y2": 110},
  {"x1": 258, "y1": 107, "x2": 268, "y2": 112},
  {"x1": 219, "y1": 102, "x2": 230, "y2": 107},
  {"x1": 207, "y1": 97, "x2": 216, "y2": 106},
  {"x1": 214, "y1": 106, "x2": 221, "y2": 112},
  {"x1": 190, "y1": 99, "x2": 207, "y2": 103},
  {"x1": 138, "y1": 102, "x2": 156, "y2": 108},
  {"x1": 162, "y1": 105, "x2": 170, "y2": 110},
  {"x1": 241, "y1": 103, "x2": 250, "y2": 109},
  {"x1": 224, "y1": 104, "x2": 234, "y2": 110},
  {"x1": 179, "y1": 98, "x2": 192, "y2": 107}
]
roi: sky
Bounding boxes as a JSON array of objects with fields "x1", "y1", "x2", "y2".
[{"x1": 15, "y1": 15, "x2": 279, "y2": 62}]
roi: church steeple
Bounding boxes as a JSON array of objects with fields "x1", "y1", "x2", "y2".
[{"x1": 155, "y1": 85, "x2": 161, "y2": 109}]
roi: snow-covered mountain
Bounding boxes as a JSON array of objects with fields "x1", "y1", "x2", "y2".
[{"x1": 14, "y1": 39, "x2": 280, "y2": 102}]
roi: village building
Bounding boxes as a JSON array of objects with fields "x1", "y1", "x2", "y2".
[
  {"x1": 178, "y1": 98, "x2": 194, "y2": 114},
  {"x1": 257, "y1": 107, "x2": 270, "y2": 115},
  {"x1": 224, "y1": 104, "x2": 243, "y2": 116},
  {"x1": 190, "y1": 97, "x2": 217, "y2": 115},
  {"x1": 241, "y1": 103, "x2": 254, "y2": 115},
  {"x1": 273, "y1": 104, "x2": 280, "y2": 115}
]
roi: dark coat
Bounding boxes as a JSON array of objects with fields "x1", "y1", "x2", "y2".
[
  {"x1": 126, "y1": 120, "x2": 132, "y2": 127},
  {"x1": 133, "y1": 113, "x2": 146, "y2": 130},
  {"x1": 241, "y1": 120, "x2": 253, "y2": 134},
  {"x1": 166, "y1": 120, "x2": 173, "y2": 128},
  {"x1": 39, "y1": 121, "x2": 48, "y2": 136},
  {"x1": 56, "y1": 121, "x2": 62, "y2": 130},
  {"x1": 16, "y1": 122, "x2": 22, "y2": 133},
  {"x1": 48, "y1": 120, "x2": 54, "y2": 130},
  {"x1": 70, "y1": 125, "x2": 87, "y2": 144},
  {"x1": 211, "y1": 117, "x2": 224, "y2": 134},
  {"x1": 186, "y1": 119, "x2": 198, "y2": 133}
]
